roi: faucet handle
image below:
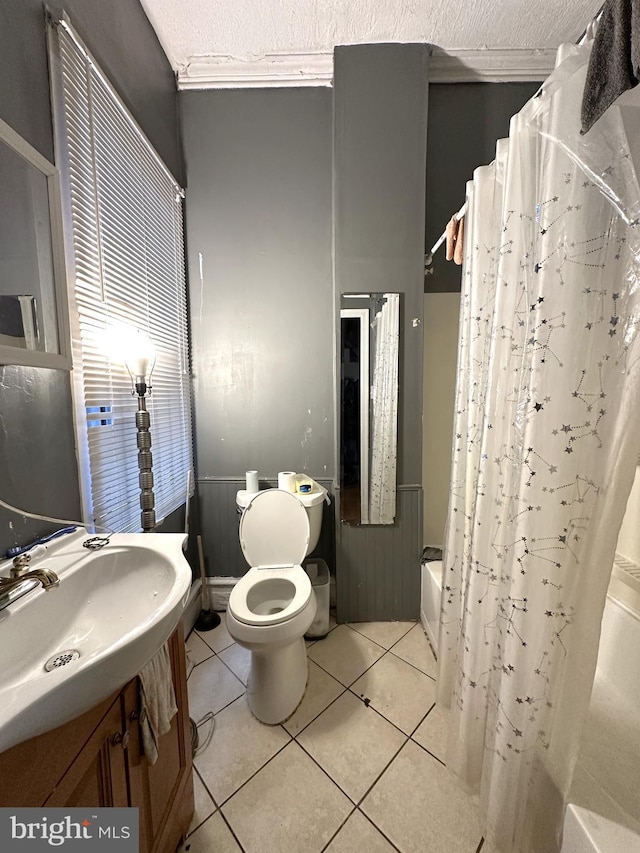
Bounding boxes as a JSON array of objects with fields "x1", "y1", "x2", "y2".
[{"x1": 11, "y1": 553, "x2": 32, "y2": 577}]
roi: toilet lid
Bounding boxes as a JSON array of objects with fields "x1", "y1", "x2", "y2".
[{"x1": 240, "y1": 489, "x2": 310, "y2": 568}]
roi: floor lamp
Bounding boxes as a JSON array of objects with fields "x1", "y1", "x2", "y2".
[{"x1": 124, "y1": 331, "x2": 156, "y2": 532}]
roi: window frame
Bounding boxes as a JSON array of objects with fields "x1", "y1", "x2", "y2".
[{"x1": 48, "y1": 14, "x2": 193, "y2": 533}]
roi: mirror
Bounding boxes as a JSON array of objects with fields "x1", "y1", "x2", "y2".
[
  {"x1": 340, "y1": 292, "x2": 399, "y2": 525},
  {"x1": 0, "y1": 119, "x2": 70, "y2": 369}
]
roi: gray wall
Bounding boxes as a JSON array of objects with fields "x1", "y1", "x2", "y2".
[
  {"x1": 425, "y1": 82, "x2": 541, "y2": 293},
  {"x1": 0, "y1": 0, "x2": 181, "y2": 554},
  {"x1": 181, "y1": 88, "x2": 334, "y2": 576}
]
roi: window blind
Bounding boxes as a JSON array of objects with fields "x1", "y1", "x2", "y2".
[{"x1": 50, "y1": 19, "x2": 193, "y2": 533}]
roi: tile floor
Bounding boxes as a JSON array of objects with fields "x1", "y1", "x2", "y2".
[{"x1": 180, "y1": 617, "x2": 489, "y2": 853}]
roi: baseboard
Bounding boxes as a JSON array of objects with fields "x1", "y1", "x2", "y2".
[{"x1": 205, "y1": 576, "x2": 238, "y2": 611}]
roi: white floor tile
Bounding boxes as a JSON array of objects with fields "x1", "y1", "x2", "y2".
[
  {"x1": 361, "y1": 740, "x2": 483, "y2": 853},
  {"x1": 283, "y1": 660, "x2": 345, "y2": 736},
  {"x1": 297, "y1": 691, "x2": 405, "y2": 803},
  {"x1": 324, "y1": 809, "x2": 396, "y2": 852},
  {"x1": 222, "y1": 741, "x2": 352, "y2": 853},
  {"x1": 218, "y1": 642, "x2": 251, "y2": 686},
  {"x1": 197, "y1": 620, "x2": 234, "y2": 653},
  {"x1": 391, "y1": 623, "x2": 437, "y2": 678},
  {"x1": 180, "y1": 811, "x2": 241, "y2": 853},
  {"x1": 348, "y1": 620, "x2": 416, "y2": 650},
  {"x1": 185, "y1": 631, "x2": 215, "y2": 666},
  {"x1": 187, "y1": 656, "x2": 245, "y2": 721},
  {"x1": 412, "y1": 703, "x2": 449, "y2": 763},
  {"x1": 188, "y1": 769, "x2": 217, "y2": 835},
  {"x1": 308, "y1": 624, "x2": 386, "y2": 686},
  {"x1": 351, "y1": 653, "x2": 437, "y2": 735},
  {"x1": 195, "y1": 695, "x2": 290, "y2": 804}
]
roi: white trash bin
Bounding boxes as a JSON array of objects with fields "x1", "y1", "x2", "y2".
[{"x1": 304, "y1": 558, "x2": 330, "y2": 638}]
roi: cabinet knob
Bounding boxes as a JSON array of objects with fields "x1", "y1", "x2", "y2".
[{"x1": 111, "y1": 730, "x2": 130, "y2": 749}]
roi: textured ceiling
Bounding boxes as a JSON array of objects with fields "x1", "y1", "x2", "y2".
[{"x1": 140, "y1": 0, "x2": 603, "y2": 73}]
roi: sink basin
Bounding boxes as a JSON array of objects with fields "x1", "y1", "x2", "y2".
[{"x1": 0, "y1": 529, "x2": 191, "y2": 754}]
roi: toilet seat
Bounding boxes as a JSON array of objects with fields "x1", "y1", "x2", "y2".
[
  {"x1": 239, "y1": 489, "x2": 310, "y2": 569},
  {"x1": 228, "y1": 566, "x2": 312, "y2": 626},
  {"x1": 230, "y1": 490, "x2": 312, "y2": 627}
]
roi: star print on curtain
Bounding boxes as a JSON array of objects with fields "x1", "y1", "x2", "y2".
[{"x1": 437, "y1": 41, "x2": 640, "y2": 853}]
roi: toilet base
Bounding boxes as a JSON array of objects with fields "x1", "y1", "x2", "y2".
[{"x1": 246, "y1": 638, "x2": 309, "y2": 725}]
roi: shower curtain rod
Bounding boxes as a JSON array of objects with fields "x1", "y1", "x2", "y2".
[{"x1": 427, "y1": 202, "x2": 467, "y2": 263}]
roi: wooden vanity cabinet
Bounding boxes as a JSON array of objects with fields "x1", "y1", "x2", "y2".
[{"x1": 0, "y1": 623, "x2": 194, "y2": 853}]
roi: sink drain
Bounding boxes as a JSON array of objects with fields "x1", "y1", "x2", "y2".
[{"x1": 44, "y1": 650, "x2": 80, "y2": 672}]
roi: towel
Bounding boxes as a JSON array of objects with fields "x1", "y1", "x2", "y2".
[
  {"x1": 581, "y1": 0, "x2": 640, "y2": 133},
  {"x1": 445, "y1": 215, "x2": 459, "y2": 260},
  {"x1": 453, "y1": 215, "x2": 465, "y2": 266},
  {"x1": 138, "y1": 642, "x2": 178, "y2": 765}
]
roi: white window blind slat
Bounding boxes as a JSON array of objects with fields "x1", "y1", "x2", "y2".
[{"x1": 53, "y1": 20, "x2": 193, "y2": 533}]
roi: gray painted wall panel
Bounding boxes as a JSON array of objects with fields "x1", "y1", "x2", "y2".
[
  {"x1": 336, "y1": 487, "x2": 422, "y2": 621},
  {"x1": 333, "y1": 44, "x2": 428, "y2": 620},
  {"x1": 181, "y1": 88, "x2": 334, "y2": 482},
  {"x1": 0, "y1": 0, "x2": 181, "y2": 554},
  {"x1": 334, "y1": 43, "x2": 428, "y2": 486}
]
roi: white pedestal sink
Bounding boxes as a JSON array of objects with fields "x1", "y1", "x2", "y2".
[{"x1": 0, "y1": 528, "x2": 191, "y2": 753}]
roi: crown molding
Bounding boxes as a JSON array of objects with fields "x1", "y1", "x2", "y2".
[
  {"x1": 176, "y1": 46, "x2": 556, "y2": 90},
  {"x1": 177, "y1": 51, "x2": 333, "y2": 89},
  {"x1": 429, "y1": 48, "x2": 556, "y2": 83}
]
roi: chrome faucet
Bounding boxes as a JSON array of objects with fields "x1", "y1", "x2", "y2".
[{"x1": 0, "y1": 553, "x2": 59, "y2": 612}]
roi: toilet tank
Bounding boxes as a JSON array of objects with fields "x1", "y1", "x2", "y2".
[
  {"x1": 294, "y1": 489, "x2": 325, "y2": 554},
  {"x1": 236, "y1": 481, "x2": 327, "y2": 556}
]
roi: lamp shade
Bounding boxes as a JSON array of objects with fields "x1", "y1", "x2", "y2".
[{"x1": 123, "y1": 329, "x2": 156, "y2": 380}]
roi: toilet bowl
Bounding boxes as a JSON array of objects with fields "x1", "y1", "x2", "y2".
[{"x1": 226, "y1": 488, "x2": 322, "y2": 724}]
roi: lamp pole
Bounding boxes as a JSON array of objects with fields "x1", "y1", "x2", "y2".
[{"x1": 134, "y1": 373, "x2": 155, "y2": 532}]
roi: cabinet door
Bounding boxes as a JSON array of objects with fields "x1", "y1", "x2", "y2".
[
  {"x1": 45, "y1": 698, "x2": 129, "y2": 808},
  {"x1": 124, "y1": 625, "x2": 194, "y2": 853}
]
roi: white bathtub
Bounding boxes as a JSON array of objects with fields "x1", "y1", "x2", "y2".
[
  {"x1": 420, "y1": 558, "x2": 640, "y2": 851},
  {"x1": 562, "y1": 590, "x2": 640, "y2": 852},
  {"x1": 420, "y1": 559, "x2": 442, "y2": 654}
]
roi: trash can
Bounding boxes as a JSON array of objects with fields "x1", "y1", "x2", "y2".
[{"x1": 304, "y1": 558, "x2": 330, "y2": 638}]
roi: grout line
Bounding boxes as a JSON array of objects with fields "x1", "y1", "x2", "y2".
[
  {"x1": 208, "y1": 649, "x2": 248, "y2": 689},
  {"x1": 386, "y1": 646, "x2": 437, "y2": 681},
  {"x1": 215, "y1": 737, "x2": 293, "y2": 810},
  {"x1": 411, "y1": 736, "x2": 447, "y2": 768},
  {"x1": 286, "y1": 681, "x2": 348, "y2": 738},
  {"x1": 356, "y1": 807, "x2": 403, "y2": 852},
  {"x1": 340, "y1": 621, "x2": 388, "y2": 652},
  {"x1": 294, "y1": 738, "x2": 360, "y2": 806},
  {"x1": 318, "y1": 805, "x2": 357, "y2": 852},
  {"x1": 307, "y1": 647, "x2": 436, "y2": 740},
  {"x1": 347, "y1": 620, "x2": 417, "y2": 651},
  {"x1": 309, "y1": 637, "x2": 388, "y2": 689},
  {"x1": 185, "y1": 765, "x2": 218, "y2": 838},
  {"x1": 345, "y1": 682, "x2": 417, "y2": 740},
  {"x1": 218, "y1": 807, "x2": 248, "y2": 853},
  {"x1": 409, "y1": 701, "x2": 436, "y2": 738},
  {"x1": 354, "y1": 737, "x2": 409, "y2": 808},
  {"x1": 195, "y1": 627, "x2": 234, "y2": 655}
]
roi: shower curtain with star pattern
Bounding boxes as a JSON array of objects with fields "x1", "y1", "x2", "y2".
[{"x1": 437, "y1": 41, "x2": 640, "y2": 853}]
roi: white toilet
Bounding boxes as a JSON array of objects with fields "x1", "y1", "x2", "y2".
[{"x1": 226, "y1": 486, "x2": 326, "y2": 724}]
